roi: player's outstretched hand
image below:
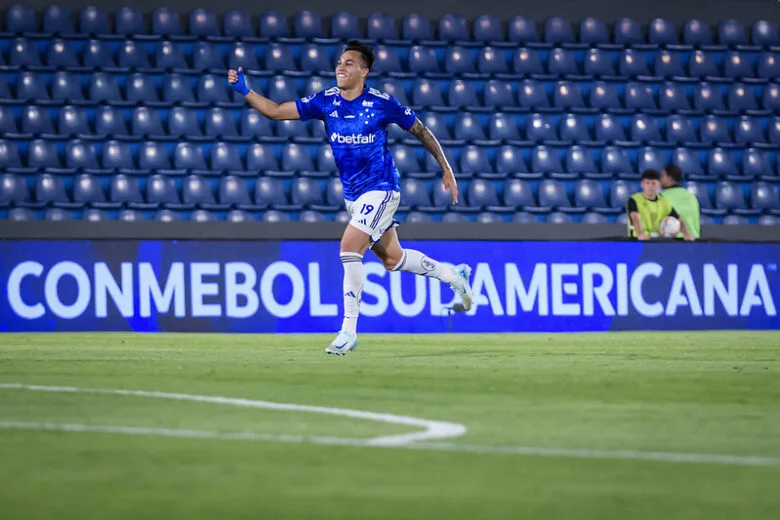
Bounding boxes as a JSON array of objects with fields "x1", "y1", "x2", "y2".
[
  {"x1": 228, "y1": 67, "x2": 250, "y2": 96},
  {"x1": 442, "y1": 169, "x2": 459, "y2": 205}
]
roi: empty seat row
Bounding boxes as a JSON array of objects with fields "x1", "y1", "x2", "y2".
[{"x1": 4, "y1": 6, "x2": 780, "y2": 49}]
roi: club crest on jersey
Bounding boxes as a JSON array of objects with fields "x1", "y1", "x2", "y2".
[
  {"x1": 330, "y1": 132, "x2": 376, "y2": 144},
  {"x1": 361, "y1": 100, "x2": 374, "y2": 107},
  {"x1": 421, "y1": 257, "x2": 436, "y2": 272}
]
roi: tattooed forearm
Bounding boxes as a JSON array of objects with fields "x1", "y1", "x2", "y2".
[{"x1": 409, "y1": 119, "x2": 452, "y2": 172}]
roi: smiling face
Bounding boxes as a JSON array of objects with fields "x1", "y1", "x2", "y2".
[{"x1": 335, "y1": 50, "x2": 369, "y2": 90}]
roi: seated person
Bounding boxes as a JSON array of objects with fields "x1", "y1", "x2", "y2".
[{"x1": 627, "y1": 170, "x2": 695, "y2": 241}]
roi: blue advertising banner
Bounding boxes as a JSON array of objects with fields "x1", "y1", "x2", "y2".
[{"x1": 0, "y1": 240, "x2": 778, "y2": 333}]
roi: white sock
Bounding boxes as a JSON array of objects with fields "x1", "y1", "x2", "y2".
[
  {"x1": 340, "y1": 252, "x2": 363, "y2": 334},
  {"x1": 392, "y1": 249, "x2": 458, "y2": 284}
]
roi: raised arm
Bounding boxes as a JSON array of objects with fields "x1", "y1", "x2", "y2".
[
  {"x1": 228, "y1": 68, "x2": 300, "y2": 121},
  {"x1": 408, "y1": 118, "x2": 459, "y2": 204}
]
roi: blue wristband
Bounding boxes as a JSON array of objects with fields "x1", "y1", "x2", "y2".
[{"x1": 231, "y1": 69, "x2": 250, "y2": 96}]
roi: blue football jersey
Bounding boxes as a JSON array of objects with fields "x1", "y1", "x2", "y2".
[{"x1": 295, "y1": 85, "x2": 417, "y2": 201}]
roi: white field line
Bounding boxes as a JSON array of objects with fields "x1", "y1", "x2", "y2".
[
  {"x1": 2, "y1": 384, "x2": 779, "y2": 467},
  {"x1": 0, "y1": 383, "x2": 466, "y2": 446}
]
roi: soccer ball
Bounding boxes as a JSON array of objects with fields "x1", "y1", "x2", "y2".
[{"x1": 659, "y1": 216, "x2": 681, "y2": 238}]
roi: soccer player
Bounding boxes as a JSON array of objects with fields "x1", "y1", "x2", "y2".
[
  {"x1": 228, "y1": 40, "x2": 473, "y2": 355},
  {"x1": 627, "y1": 170, "x2": 695, "y2": 241}
]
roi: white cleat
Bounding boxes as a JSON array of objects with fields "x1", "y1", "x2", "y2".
[
  {"x1": 450, "y1": 264, "x2": 473, "y2": 311},
  {"x1": 325, "y1": 331, "x2": 358, "y2": 356}
]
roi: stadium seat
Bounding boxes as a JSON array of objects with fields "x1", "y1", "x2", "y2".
[
  {"x1": 445, "y1": 47, "x2": 475, "y2": 74},
  {"x1": 163, "y1": 75, "x2": 195, "y2": 104},
  {"x1": 513, "y1": 48, "x2": 545, "y2": 76},
  {"x1": 610, "y1": 180, "x2": 637, "y2": 208},
  {"x1": 6, "y1": 5, "x2": 38, "y2": 33},
  {"x1": 532, "y1": 146, "x2": 564, "y2": 173},
  {"x1": 547, "y1": 211, "x2": 573, "y2": 223},
  {"x1": 0, "y1": 140, "x2": 24, "y2": 171},
  {"x1": 757, "y1": 53, "x2": 780, "y2": 79},
  {"x1": 453, "y1": 114, "x2": 487, "y2": 141},
  {"x1": 45, "y1": 208, "x2": 73, "y2": 220},
  {"x1": 684, "y1": 181, "x2": 713, "y2": 209},
  {"x1": 630, "y1": 114, "x2": 663, "y2": 142},
  {"x1": 545, "y1": 16, "x2": 575, "y2": 45},
  {"x1": 708, "y1": 148, "x2": 739, "y2": 177},
  {"x1": 590, "y1": 82, "x2": 621, "y2": 111},
  {"x1": 508, "y1": 16, "x2": 540, "y2": 44},
  {"x1": 637, "y1": 147, "x2": 667, "y2": 173},
  {"x1": 439, "y1": 14, "x2": 470, "y2": 42},
  {"x1": 566, "y1": 146, "x2": 598, "y2": 174},
  {"x1": 102, "y1": 141, "x2": 135, "y2": 170},
  {"x1": 753, "y1": 21, "x2": 780, "y2": 47},
  {"x1": 301, "y1": 44, "x2": 332, "y2": 72},
  {"x1": 401, "y1": 179, "x2": 431, "y2": 207},
  {"x1": 700, "y1": 115, "x2": 731, "y2": 143},
  {"x1": 672, "y1": 148, "x2": 704, "y2": 175},
  {"x1": 225, "y1": 210, "x2": 252, "y2": 222},
  {"x1": 1, "y1": 174, "x2": 30, "y2": 204},
  {"x1": 16, "y1": 72, "x2": 49, "y2": 101},
  {"x1": 72, "y1": 173, "x2": 106, "y2": 204},
  {"x1": 719, "y1": 19, "x2": 748, "y2": 47},
  {"x1": 614, "y1": 18, "x2": 643, "y2": 47},
  {"x1": 316, "y1": 146, "x2": 336, "y2": 172},
  {"x1": 205, "y1": 108, "x2": 237, "y2": 137},
  {"x1": 117, "y1": 41, "x2": 152, "y2": 69},
  {"x1": 66, "y1": 140, "x2": 99, "y2": 170},
  {"x1": 291, "y1": 178, "x2": 324, "y2": 206},
  {"x1": 554, "y1": 81, "x2": 586, "y2": 109},
  {"x1": 654, "y1": 50, "x2": 686, "y2": 78},
  {"x1": 460, "y1": 146, "x2": 492, "y2": 173},
  {"x1": 240, "y1": 110, "x2": 274, "y2": 139},
  {"x1": 374, "y1": 46, "x2": 403, "y2": 74},
  {"x1": 666, "y1": 115, "x2": 697, "y2": 143},
  {"x1": 694, "y1": 83, "x2": 726, "y2": 112},
  {"x1": 190, "y1": 210, "x2": 219, "y2": 222},
  {"x1": 155, "y1": 41, "x2": 188, "y2": 70},
  {"x1": 595, "y1": 114, "x2": 628, "y2": 142},
  {"x1": 126, "y1": 73, "x2": 159, "y2": 103},
  {"x1": 35, "y1": 173, "x2": 69, "y2": 204},
  {"x1": 583, "y1": 48, "x2": 617, "y2": 77},
  {"x1": 83, "y1": 40, "x2": 115, "y2": 69},
  {"x1": 8, "y1": 208, "x2": 36, "y2": 221},
  {"x1": 402, "y1": 14, "x2": 434, "y2": 41},
  {"x1": 474, "y1": 15, "x2": 503, "y2": 42},
  {"x1": 326, "y1": 178, "x2": 344, "y2": 206},
  {"x1": 247, "y1": 143, "x2": 279, "y2": 171},
  {"x1": 503, "y1": 179, "x2": 536, "y2": 207},
  {"x1": 412, "y1": 79, "x2": 444, "y2": 106},
  {"x1": 223, "y1": 10, "x2": 253, "y2": 38},
  {"x1": 548, "y1": 48, "x2": 579, "y2": 76},
  {"x1": 620, "y1": 49, "x2": 650, "y2": 77},
  {"x1": 198, "y1": 75, "x2": 232, "y2": 104},
  {"x1": 174, "y1": 142, "x2": 208, "y2": 170},
  {"x1": 484, "y1": 80, "x2": 516, "y2": 108},
  {"x1": 282, "y1": 143, "x2": 315, "y2": 171},
  {"x1": 377, "y1": 78, "x2": 409, "y2": 105},
  {"x1": 715, "y1": 181, "x2": 748, "y2": 210},
  {"x1": 152, "y1": 8, "x2": 183, "y2": 36},
  {"x1": 95, "y1": 107, "x2": 129, "y2": 136},
  {"x1": 582, "y1": 212, "x2": 608, "y2": 223},
  {"x1": 131, "y1": 107, "x2": 165, "y2": 136},
  {"x1": 751, "y1": 182, "x2": 780, "y2": 211},
  {"x1": 294, "y1": 11, "x2": 324, "y2": 39},
  {"x1": 228, "y1": 43, "x2": 259, "y2": 70},
  {"x1": 409, "y1": 46, "x2": 440, "y2": 73},
  {"x1": 770, "y1": 118, "x2": 780, "y2": 145},
  {"x1": 683, "y1": 19, "x2": 713, "y2": 46},
  {"x1": 147, "y1": 175, "x2": 180, "y2": 205},
  {"x1": 48, "y1": 39, "x2": 80, "y2": 68},
  {"x1": 138, "y1": 142, "x2": 171, "y2": 170},
  {"x1": 182, "y1": 175, "x2": 215, "y2": 205},
  {"x1": 518, "y1": 80, "x2": 550, "y2": 109},
  {"x1": 649, "y1": 18, "x2": 678, "y2": 46},
  {"x1": 728, "y1": 84, "x2": 759, "y2": 112},
  {"x1": 659, "y1": 82, "x2": 691, "y2": 111},
  {"x1": 625, "y1": 83, "x2": 657, "y2": 111},
  {"x1": 488, "y1": 114, "x2": 522, "y2": 142},
  {"x1": 758, "y1": 214, "x2": 780, "y2": 225},
  {"x1": 189, "y1": 8, "x2": 219, "y2": 38},
  {"x1": 110, "y1": 175, "x2": 144, "y2": 204},
  {"x1": 689, "y1": 51, "x2": 720, "y2": 78},
  {"x1": 448, "y1": 80, "x2": 480, "y2": 107},
  {"x1": 765, "y1": 84, "x2": 780, "y2": 112},
  {"x1": 192, "y1": 42, "x2": 224, "y2": 71},
  {"x1": 276, "y1": 120, "x2": 309, "y2": 139},
  {"x1": 255, "y1": 177, "x2": 289, "y2": 206},
  {"x1": 496, "y1": 146, "x2": 529, "y2": 174},
  {"x1": 392, "y1": 146, "x2": 421, "y2": 173},
  {"x1": 735, "y1": 117, "x2": 765, "y2": 144},
  {"x1": 210, "y1": 142, "x2": 242, "y2": 171},
  {"x1": 90, "y1": 73, "x2": 123, "y2": 103},
  {"x1": 0, "y1": 107, "x2": 18, "y2": 135},
  {"x1": 218, "y1": 176, "x2": 252, "y2": 206},
  {"x1": 9, "y1": 38, "x2": 41, "y2": 68},
  {"x1": 51, "y1": 72, "x2": 84, "y2": 103},
  {"x1": 526, "y1": 114, "x2": 558, "y2": 142},
  {"x1": 579, "y1": 18, "x2": 610, "y2": 46},
  {"x1": 724, "y1": 52, "x2": 754, "y2": 78},
  {"x1": 367, "y1": 13, "x2": 398, "y2": 40},
  {"x1": 263, "y1": 210, "x2": 291, "y2": 222},
  {"x1": 259, "y1": 11, "x2": 290, "y2": 39},
  {"x1": 602, "y1": 147, "x2": 633, "y2": 174},
  {"x1": 742, "y1": 148, "x2": 772, "y2": 178},
  {"x1": 22, "y1": 107, "x2": 55, "y2": 135}
]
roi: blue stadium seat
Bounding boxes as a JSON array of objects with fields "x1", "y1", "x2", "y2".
[
  {"x1": 689, "y1": 51, "x2": 720, "y2": 78},
  {"x1": 513, "y1": 212, "x2": 536, "y2": 223},
  {"x1": 715, "y1": 180, "x2": 748, "y2": 210},
  {"x1": 672, "y1": 147, "x2": 704, "y2": 175},
  {"x1": 66, "y1": 140, "x2": 99, "y2": 170},
  {"x1": 583, "y1": 48, "x2": 617, "y2": 77},
  {"x1": 94, "y1": 8, "x2": 127, "y2": 35},
  {"x1": 259, "y1": 11, "x2": 290, "y2": 38},
  {"x1": 548, "y1": 48, "x2": 579, "y2": 76},
  {"x1": 162, "y1": 74, "x2": 195, "y2": 104},
  {"x1": 625, "y1": 83, "x2": 656, "y2": 111},
  {"x1": 503, "y1": 179, "x2": 536, "y2": 207},
  {"x1": 228, "y1": 43, "x2": 259, "y2": 70},
  {"x1": 117, "y1": 41, "x2": 151, "y2": 69},
  {"x1": 684, "y1": 181, "x2": 713, "y2": 209},
  {"x1": 326, "y1": 178, "x2": 344, "y2": 206},
  {"x1": 532, "y1": 146, "x2": 563, "y2": 173},
  {"x1": 496, "y1": 146, "x2": 529, "y2": 174},
  {"x1": 757, "y1": 52, "x2": 780, "y2": 79},
  {"x1": 131, "y1": 107, "x2": 165, "y2": 136},
  {"x1": 735, "y1": 116, "x2": 765, "y2": 144},
  {"x1": 211, "y1": 142, "x2": 242, "y2": 171},
  {"x1": 226, "y1": 210, "x2": 252, "y2": 222},
  {"x1": 474, "y1": 15, "x2": 503, "y2": 42},
  {"x1": 189, "y1": 8, "x2": 220, "y2": 38},
  {"x1": 16, "y1": 72, "x2": 49, "y2": 101},
  {"x1": 392, "y1": 145, "x2": 421, "y2": 172},
  {"x1": 589, "y1": 82, "x2": 621, "y2": 110},
  {"x1": 683, "y1": 19, "x2": 713, "y2": 46},
  {"x1": 579, "y1": 18, "x2": 609, "y2": 45},
  {"x1": 218, "y1": 176, "x2": 252, "y2": 206},
  {"x1": 412, "y1": 79, "x2": 444, "y2": 106},
  {"x1": 174, "y1": 142, "x2": 208, "y2": 170},
  {"x1": 424, "y1": 148, "x2": 457, "y2": 174},
  {"x1": 156, "y1": 41, "x2": 188, "y2": 70},
  {"x1": 460, "y1": 146, "x2": 492, "y2": 173},
  {"x1": 263, "y1": 210, "x2": 291, "y2": 222},
  {"x1": 36, "y1": 173, "x2": 69, "y2": 204},
  {"x1": 610, "y1": 180, "x2": 637, "y2": 208},
  {"x1": 90, "y1": 73, "x2": 122, "y2": 103},
  {"x1": 276, "y1": 120, "x2": 309, "y2": 139},
  {"x1": 377, "y1": 78, "x2": 409, "y2": 105},
  {"x1": 42, "y1": 6, "x2": 74, "y2": 35},
  {"x1": 439, "y1": 14, "x2": 470, "y2": 42},
  {"x1": 109, "y1": 175, "x2": 143, "y2": 204},
  {"x1": 637, "y1": 146, "x2": 667, "y2": 172},
  {"x1": 445, "y1": 47, "x2": 476, "y2": 74},
  {"x1": 602, "y1": 146, "x2": 634, "y2": 174},
  {"x1": 742, "y1": 148, "x2": 771, "y2": 178},
  {"x1": 402, "y1": 14, "x2": 434, "y2": 41},
  {"x1": 554, "y1": 81, "x2": 585, "y2": 109},
  {"x1": 83, "y1": 40, "x2": 115, "y2": 68},
  {"x1": 560, "y1": 114, "x2": 591, "y2": 142},
  {"x1": 719, "y1": 19, "x2": 748, "y2": 47},
  {"x1": 138, "y1": 142, "x2": 171, "y2": 170},
  {"x1": 152, "y1": 8, "x2": 183, "y2": 36},
  {"x1": 46, "y1": 208, "x2": 73, "y2": 220},
  {"x1": 566, "y1": 146, "x2": 598, "y2": 174},
  {"x1": 21, "y1": 106, "x2": 55, "y2": 135},
  {"x1": 239, "y1": 110, "x2": 273, "y2": 139},
  {"x1": 666, "y1": 115, "x2": 697, "y2": 143},
  {"x1": 518, "y1": 80, "x2": 550, "y2": 109},
  {"x1": 282, "y1": 143, "x2": 315, "y2": 171},
  {"x1": 582, "y1": 212, "x2": 608, "y2": 223},
  {"x1": 539, "y1": 179, "x2": 571, "y2": 208},
  {"x1": 659, "y1": 82, "x2": 691, "y2": 111},
  {"x1": 614, "y1": 18, "x2": 644, "y2": 47},
  {"x1": 488, "y1": 114, "x2": 522, "y2": 142},
  {"x1": 291, "y1": 178, "x2": 324, "y2": 206},
  {"x1": 574, "y1": 180, "x2": 607, "y2": 208},
  {"x1": 146, "y1": 174, "x2": 180, "y2": 205},
  {"x1": 724, "y1": 51, "x2": 754, "y2": 78},
  {"x1": 649, "y1": 18, "x2": 678, "y2": 46},
  {"x1": 72, "y1": 173, "x2": 106, "y2": 204},
  {"x1": 753, "y1": 21, "x2": 780, "y2": 47},
  {"x1": 0, "y1": 140, "x2": 24, "y2": 170},
  {"x1": 409, "y1": 46, "x2": 440, "y2": 73},
  {"x1": 301, "y1": 45, "x2": 333, "y2": 72},
  {"x1": 6, "y1": 5, "x2": 38, "y2": 33},
  {"x1": 477, "y1": 47, "x2": 508, "y2": 74},
  {"x1": 205, "y1": 108, "x2": 238, "y2": 137},
  {"x1": 728, "y1": 84, "x2": 759, "y2": 111},
  {"x1": 545, "y1": 16, "x2": 575, "y2": 45},
  {"x1": 513, "y1": 48, "x2": 545, "y2": 76},
  {"x1": 102, "y1": 141, "x2": 135, "y2": 170},
  {"x1": 526, "y1": 113, "x2": 557, "y2": 142},
  {"x1": 192, "y1": 42, "x2": 225, "y2": 71},
  {"x1": 468, "y1": 179, "x2": 500, "y2": 207},
  {"x1": 654, "y1": 51, "x2": 686, "y2": 78},
  {"x1": 1, "y1": 174, "x2": 30, "y2": 204},
  {"x1": 47, "y1": 39, "x2": 80, "y2": 68},
  {"x1": 198, "y1": 75, "x2": 232, "y2": 104},
  {"x1": 255, "y1": 177, "x2": 289, "y2": 206},
  {"x1": 299, "y1": 210, "x2": 325, "y2": 222},
  {"x1": 182, "y1": 175, "x2": 216, "y2": 205},
  {"x1": 769, "y1": 117, "x2": 780, "y2": 145},
  {"x1": 247, "y1": 143, "x2": 279, "y2": 171},
  {"x1": 484, "y1": 80, "x2": 516, "y2": 107},
  {"x1": 51, "y1": 72, "x2": 84, "y2": 103},
  {"x1": 401, "y1": 179, "x2": 432, "y2": 207},
  {"x1": 751, "y1": 182, "x2": 780, "y2": 211},
  {"x1": 95, "y1": 107, "x2": 129, "y2": 136},
  {"x1": 374, "y1": 46, "x2": 403, "y2": 74},
  {"x1": 9, "y1": 38, "x2": 41, "y2": 68},
  {"x1": 453, "y1": 113, "x2": 487, "y2": 141},
  {"x1": 708, "y1": 148, "x2": 738, "y2": 177},
  {"x1": 723, "y1": 215, "x2": 749, "y2": 225},
  {"x1": 367, "y1": 13, "x2": 398, "y2": 40},
  {"x1": 406, "y1": 212, "x2": 433, "y2": 223},
  {"x1": 758, "y1": 215, "x2": 780, "y2": 225},
  {"x1": 595, "y1": 114, "x2": 627, "y2": 142},
  {"x1": 0, "y1": 107, "x2": 18, "y2": 135},
  {"x1": 700, "y1": 115, "x2": 731, "y2": 143},
  {"x1": 155, "y1": 209, "x2": 180, "y2": 222},
  {"x1": 765, "y1": 84, "x2": 780, "y2": 112},
  {"x1": 223, "y1": 10, "x2": 253, "y2": 38},
  {"x1": 508, "y1": 16, "x2": 540, "y2": 44},
  {"x1": 294, "y1": 10, "x2": 324, "y2": 39},
  {"x1": 316, "y1": 145, "x2": 336, "y2": 172},
  {"x1": 620, "y1": 51, "x2": 649, "y2": 77},
  {"x1": 126, "y1": 73, "x2": 159, "y2": 103},
  {"x1": 630, "y1": 114, "x2": 663, "y2": 142}
]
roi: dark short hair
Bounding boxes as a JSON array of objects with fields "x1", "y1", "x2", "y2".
[
  {"x1": 342, "y1": 40, "x2": 374, "y2": 70},
  {"x1": 662, "y1": 164, "x2": 683, "y2": 183},
  {"x1": 641, "y1": 169, "x2": 661, "y2": 181}
]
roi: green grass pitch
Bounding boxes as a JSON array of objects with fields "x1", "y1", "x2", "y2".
[{"x1": 1, "y1": 331, "x2": 779, "y2": 520}]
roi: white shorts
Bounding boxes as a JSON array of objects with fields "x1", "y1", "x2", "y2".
[{"x1": 345, "y1": 190, "x2": 401, "y2": 245}]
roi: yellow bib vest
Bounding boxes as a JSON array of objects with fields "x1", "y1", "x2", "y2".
[{"x1": 627, "y1": 193, "x2": 675, "y2": 238}]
